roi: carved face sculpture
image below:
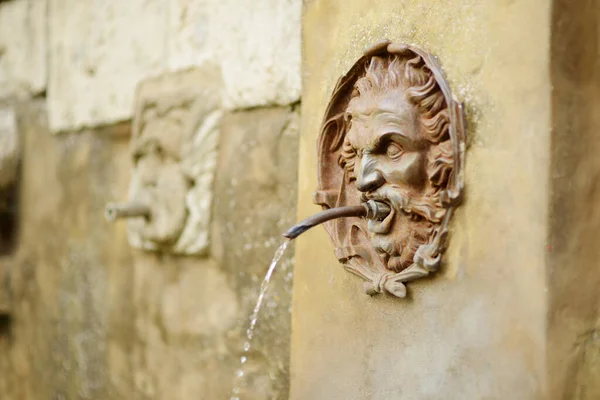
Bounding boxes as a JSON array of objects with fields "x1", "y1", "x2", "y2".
[
  {"x1": 127, "y1": 67, "x2": 222, "y2": 255},
  {"x1": 315, "y1": 41, "x2": 464, "y2": 297},
  {"x1": 130, "y1": 104, "x2": 189, "y2": 245},
  {"x1": 342, "y1": 55, "x2": 450, "y2": 273}
]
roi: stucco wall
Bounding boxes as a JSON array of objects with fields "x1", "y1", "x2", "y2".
[{"x1": 291, "y1": 1, "x2": 599, "y2": 400}]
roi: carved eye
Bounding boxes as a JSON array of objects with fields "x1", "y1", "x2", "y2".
[{"x1": 386, "y1": 143, "x2": 403, "y2": 159}]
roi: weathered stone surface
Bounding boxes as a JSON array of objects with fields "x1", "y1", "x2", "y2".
[
  {"x1": 201, "y1": 0, "x2": 302, "y2": 109},
  {"x1": 0, "y1": 0, "x2": 47, "y2": 98},
  {"x1": 47, "y1": 0, "x2": 170, "y2": 132},
  {"x1": 0, "y1": 99, "x2": 136, "y2": 399},
  {"x1": 126, "y1": 66, "x2": 222, "y2": 255},
  {"x1": 0, "y1": 101, "x2": 299, "y2": 399},
  {"x1": 47, "y1": 0, "x2": 302, "y2": 132},
  {"x1": 0, "y1": 104, "x2": 19, "y2": 189},
  {"x1": 160, "y1": 259, "x2": 239, "y2": 336},
  {"x1": 212, "y1": 106, "x2": 299, "y2": 399},
  {"x1": 0, "y1": 102, "x2": 19, "y2": 263},
  {"x1": 130, "y1": 255, "x2": 240, "y2": 399},
  {"x1": 167, "y1": 0, "x2": 302, "y2": 109},
  {"x1": 166, "y1": 0, "x2": 213, "y2": 70},
  {"x1": 127, "y1": 106, "x2": 299, "y2": 400}
]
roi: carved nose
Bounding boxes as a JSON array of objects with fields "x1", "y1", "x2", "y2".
[{"x1": 356, "y1": 155, "x2": 384, "y2": 192}]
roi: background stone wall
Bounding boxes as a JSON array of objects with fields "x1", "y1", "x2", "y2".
[{"x1": 0, "y1": 0, "x2": 301, "y2": 399}]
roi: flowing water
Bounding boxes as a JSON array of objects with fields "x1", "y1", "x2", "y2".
[{"x1": 230, "y1": 239, "x2": 290, "y2": 400}]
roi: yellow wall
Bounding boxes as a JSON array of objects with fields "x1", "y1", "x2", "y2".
[{"x1": 292, "y1": 1, "x2": 552, "y2": 398}]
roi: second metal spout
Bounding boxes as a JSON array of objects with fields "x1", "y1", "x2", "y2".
[
  {"x1": 283, "y1": 200, "x2": 391, "y2": 239},
  {"x1": 105, "y1": 202, "x2": 151, "y2": 222}
]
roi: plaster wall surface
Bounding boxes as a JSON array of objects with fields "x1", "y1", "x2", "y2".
[{"x1": 292, "y1": 1, "x2": 552, "y2": 399}]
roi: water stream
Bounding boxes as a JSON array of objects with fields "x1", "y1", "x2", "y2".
[{"x1": 230, "y1": 239, "x2": 290, "y2": 400}]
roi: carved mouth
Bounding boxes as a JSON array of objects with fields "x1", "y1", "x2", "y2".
[{"x1": 367, "y1": 199, "x2": 395, "y2": 234}]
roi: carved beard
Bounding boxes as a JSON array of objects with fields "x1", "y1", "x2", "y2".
[
  {"x1": 370, "y1": 213, "x2": 434, "y2": 272},
  {"x1": 363, "y1": 187, "x2": 442, "y2": 273}
]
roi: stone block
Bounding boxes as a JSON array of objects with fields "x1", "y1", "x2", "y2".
[
  {"x1": 169, "y1": 0, "x2": 302, "y2": 110},
  {"x1": 166, "y1": 0, "x2": 212, "y2": 71},
  {"x1": 47, "y1": 0, "x2": 170, "y2": 132},
  {"x1": 47, "y1": 0, "x2": 301, "y2": 132},
  {"x1": 124, "y1": 65, "x2": 222, "y2": 255},
  {"x1": 211, "y1": 0, "x2": 301, "y2": 109},
  {"x1": 0, "y1": 0, "x2": 47, "y2": 98}
]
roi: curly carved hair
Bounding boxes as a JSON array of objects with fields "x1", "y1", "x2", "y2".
[{"x1": 339, "y1": 54, "x2": 453, "y2": 198}]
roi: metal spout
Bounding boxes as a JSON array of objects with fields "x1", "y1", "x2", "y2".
[
  {"x1": 283, "y1": 200, "x2": 391, "y2": 239},
  {"x1": 105, "y1": 202, "x2": 151, "y2": 222}
]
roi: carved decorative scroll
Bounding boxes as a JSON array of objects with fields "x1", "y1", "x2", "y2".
[{"x1": 315, "y1": 40, "x2": 465, "y2": 298}]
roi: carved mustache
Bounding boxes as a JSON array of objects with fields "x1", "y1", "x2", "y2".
[{"x1": 360, "y1": 187, "x2": 443, "y2": 223}]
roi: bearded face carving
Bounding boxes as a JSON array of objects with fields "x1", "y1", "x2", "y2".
[
  {"x1": 126, "y1": 66, "x2": 222, "y2": 255},
  {"x1": 315, "y1": 41, "x2": 465, "y2": 298}
]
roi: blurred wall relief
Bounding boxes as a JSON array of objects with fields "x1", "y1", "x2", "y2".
[
  {"x1": 0, "y1": 103, "x2": 19, "y2": 257},
  {"x1": 107, "y1": 65, "x2": 223, "y2": 255},
  {"x1": 0, "y1": 105, "x2": 19, "y2": 207}
]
